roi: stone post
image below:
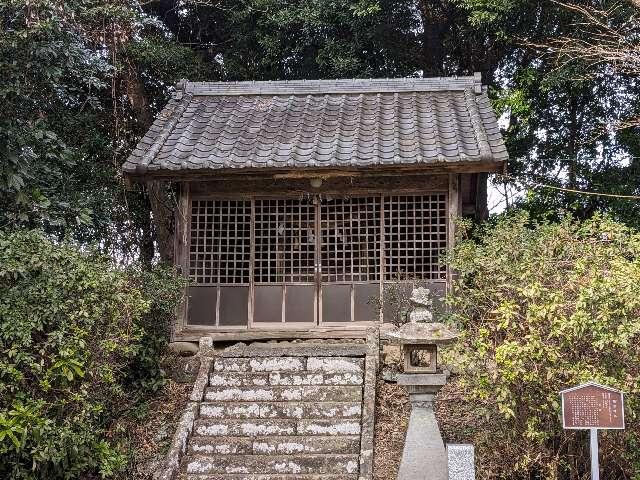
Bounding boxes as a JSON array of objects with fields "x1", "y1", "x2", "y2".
[
  {"x1": 397, "y1": 373, "x2": 448, "y2": 480},
  {"x1": 447, "y1": 444, "x2": 476, "y2": 480}
]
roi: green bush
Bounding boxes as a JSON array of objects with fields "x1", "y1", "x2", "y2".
[
  {"x1": 446, "y1": 212, "x2": 640, "y2": 479},
  {"x1": 0, "y1": 230, "x2": 184, "y2": 479}
]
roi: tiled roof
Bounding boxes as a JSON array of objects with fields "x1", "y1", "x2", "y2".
[{"x1": 122, "y1": 75, "x2": 508, "y2": 176}]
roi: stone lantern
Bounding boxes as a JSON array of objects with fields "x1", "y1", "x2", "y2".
[{"x1": 383, "y1": 287, "x2": 459, "y2": 480}]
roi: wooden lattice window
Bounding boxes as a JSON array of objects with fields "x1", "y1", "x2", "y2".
[
  {"x1": 383, "y1": 194, "x2": 447, "y2": 280},
  {"x1": 321, "y1": 196, "x2": 381, "y2": 282},
  {"x1": 188, "y1": 194, "x2": 447, "y2": 286},
  {"x1": 254, "y1": 198, "x2": 316, "y2": 283},
  {"x1": 188, "y1": 199, "x2": 251, "y2": 284}
]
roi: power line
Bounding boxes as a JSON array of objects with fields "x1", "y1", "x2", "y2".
[
  {"x1": 497, "y1": 174, "x2": 640, "y2": 201},
  {"x1": 527, "y1": 181, "x2": 640, "y2": 200}
]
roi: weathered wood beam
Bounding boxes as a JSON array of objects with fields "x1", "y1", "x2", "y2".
[
  {"x1": 172, "y1": 326, "x2": 372, "y2": 342},
  {"x1": 123, "y1": 161, "x2": 506, "y2": 183}
]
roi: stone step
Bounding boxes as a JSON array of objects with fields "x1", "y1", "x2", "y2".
[
  {"x1": 269, "y1": 371, "x2": 362, "y2": 386},
  {"x1": 199, "y1": 402, "x2": 362, "y2": 419},
  {"x1": 194, "y1": 419, "x2": 296, "y2": 437},
  {"x1": 176, "y1": 351, "x2": 368, "y2": 480},
  {"x1": 208, "y1": 371, "x2": 362, "y2": 387},
  {"x1": 306, "y1": 357, "x2": 364, "y2": 374},
  {"x1": 183, "y1": 454, "x2": 360, "y2": 475},
  {"x1": 186, "y1": 474, "x2": 358, "y2": 480},
  {"x1": 213, "y1": 357, "x2": 364, "y2": 374},
  {"x1": 296, "y1": 419, "x2": 361, "y2": 436},
  {"x1": 188, "y1": 435, "x2": 361, "y2": 456},
  {"x1": 251, "y1": 435, "x2": 361, "y2": 455},
  {"x1": 214, "y1": 357, "x2": 305, "y2": 373},
  {"x1": 203, "y1": 386, "x2": 362, "y2": 402},
  {"x1": 194, "y1": 419, "x2": 362, "y2": 437},
  {"x1": 209, "y1": 372, "x2": 270, "y2": 387},
  {"x1": 188, "y1": 437, "x2": 253, "y2": 455}
]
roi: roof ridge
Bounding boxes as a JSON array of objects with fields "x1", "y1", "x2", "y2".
[
  {"x1": 464, "y1": 89, "x2": 493, "y2": 162},
  {"x1": 138, "y1": 94, "x2": 193, "y2": 171},
  {"x1": 175, "y1": 75, "x2": 484, "y2": 96}
]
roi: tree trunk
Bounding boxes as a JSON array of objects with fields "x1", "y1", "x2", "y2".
[
  {"x1": 123, "y1": 63, "x2": 175, "y2": 264},
  {"x1": 566, "y1": 92, "x2": 579, "y2": 189},
  {"x1": 475, "y1": 172, "x2": 489, "y2": 220},
  {"x1": 147, "y1": 180, "x2": 175, "y2": 264},
  {"x1": 418, "y1": 1, "x2": 446, "y2": 76},
  {"x1": 139, "y1": 198, "x2": 155, "y2": 267}
]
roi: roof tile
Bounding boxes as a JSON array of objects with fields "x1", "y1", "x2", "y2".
[{"x1": 123, "y1": 76, "x2": 508, "y2": 175}]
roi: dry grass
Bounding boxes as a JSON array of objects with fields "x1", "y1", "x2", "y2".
[
  {"x1": 113, "y1": 379, "x2": 193, "y2": 480},
  {"x1": 373, "y1": 378, "x2": 411, "y2": 480}
]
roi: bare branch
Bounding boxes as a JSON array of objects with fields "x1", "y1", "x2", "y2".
[{"x1": 521, "y1": 1, "x2": 640, "y2": 128}]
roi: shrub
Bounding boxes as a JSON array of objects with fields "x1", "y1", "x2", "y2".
[
  {"x1": 0, "y1": 230, "x2": 184, "y2": 479},
  {"x1": 446, "y1": 212, "x2": 640, "y2": 479}
]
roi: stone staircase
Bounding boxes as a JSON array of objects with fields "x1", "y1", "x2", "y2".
[{"x1": 174, "y1": 341, "x2": 376, "y2": 480}]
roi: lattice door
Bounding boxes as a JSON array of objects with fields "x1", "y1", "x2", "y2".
[
  {"x1": 380, "y1": 193, "x2": 448, "y2": 322},
  {"x1": 383, "y1": 194, "x2": 447, "y2": 281},
  {"x1": 253, "y1": 198, "x2": 317, "y2": 324},
  {"x1": 319, "y1": 196, "x2": 381, "y2": 323},
  {"x1": 187, "y1": 199, "x2": 251, "y2": 327}
]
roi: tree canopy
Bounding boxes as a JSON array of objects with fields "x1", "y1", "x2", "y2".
[{"x1": 1, "y1": 0, "x2": 638, "y2": 259}]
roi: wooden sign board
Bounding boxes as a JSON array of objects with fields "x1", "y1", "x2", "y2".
[{"x1": 561, "y1": 382, "x2": 624, "y2": 430}]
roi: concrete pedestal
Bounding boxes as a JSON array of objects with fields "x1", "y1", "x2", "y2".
[{"x1": 397, "y1": 373, "x2": 448, "y2": 480}]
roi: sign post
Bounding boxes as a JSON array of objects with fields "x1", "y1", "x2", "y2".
[
  {"x1": 590, "y1": 429, "x2": 599, "y2": 480},
  {"x1": 560, "y1": 382, "x2": 625, "y2": 480}
]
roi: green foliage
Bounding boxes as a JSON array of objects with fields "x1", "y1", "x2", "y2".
[
  {"x1": 2, "y1": 0, "x2": 640, "y2": 258},
  {"x1": 447, "y1": 212, "x2": 640, "y2": 478},
  {"x1": 0, "y1": 230, "x2": 184, "y2": 479},
  {"x1": 457, "y1": 0, "x2": 640, "y2": 226},
  {"x1": 0, "y1": 1, "x2": 212, "y2": 261},
  {"x1": 0, "y1": 0, "x2": 110, "y2": 233},
  {"x1": 165, "y1": 0, "x2": 423, "y2": 80}
]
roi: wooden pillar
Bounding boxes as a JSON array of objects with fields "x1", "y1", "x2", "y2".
[
  {"x1": 173, "y1": 182, "x2": 191, "y2": 338},
  {"x1": 447, "y1": 174, "x2": 460, "y2": 292},
  {"x1": 475, "y1": 172, "x2": 489, "y2": 221}
]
